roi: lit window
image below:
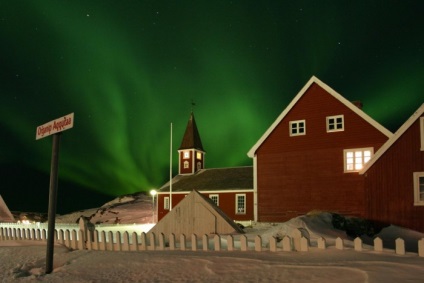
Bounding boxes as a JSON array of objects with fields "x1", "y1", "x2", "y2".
[
  {"x1": 236, "y1": 194, "x2": 246, "y2": 214},
  {"x1": 196, "y1": 152, "x2": 202, "y2": 160},
  {"x1": 184, "y1": 161, "x2": 189, "y2": 169},
  {"x1": 327, "y1": 115, "x2": 344, "y2": 132},
  {"x1": 210, "y1": 194, "x2": 219, "y2": 206},
  {"x1": 183, "y1": 151, "x2": 190, "y2": 159},
  {"x1": 344, "y1": 148, "x2": 373, "y2": 172},
  {"x1": 290, "y1": 120, "x2": 306, "y2": 136},
  {"x1": 413, "y1": 172, "x2": 424, "y2": 206},
  {"x1": 164, "y1": 197, "x2": 170, "y2": 210}
]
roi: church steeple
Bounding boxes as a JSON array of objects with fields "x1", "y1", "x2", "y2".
[{"x1": 178, "y1": 112, "x2": 205, "y2": 175}]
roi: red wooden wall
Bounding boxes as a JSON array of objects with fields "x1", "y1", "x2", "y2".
[
  {"x1": 364, "y1": 115, "x2": 424, "y2": 232},
  {"x1": 255, "y1": 83, "x2": 389, "y2": 222},
  {"x1": 157, "y1": 192, "x2": 253, "y2": 222}
]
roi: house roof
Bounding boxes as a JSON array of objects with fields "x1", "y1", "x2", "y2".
[
  {"x1": 178, "y1": 112, "x2": 205, "y2": 151},
  {"x1": 158, "y1": 166, "x2": 253, "y2": 193},
  {"x1": 149, "y1": 190, "x2": 244, "y2": 237},
  {"x1": 247, "y1": 76, "x2": 393, "y2": 158},
  {"x1": 360, "y1": 103, "x2": 424, "y2": 174}
]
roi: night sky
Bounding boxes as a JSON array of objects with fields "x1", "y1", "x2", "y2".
[{"x1": 1, "y1": 1, "x2": 423, "y2": 214}]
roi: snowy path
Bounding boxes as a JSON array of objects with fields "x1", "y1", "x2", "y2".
[{"x1": 1, "y1": 241, "x2": 423, "y2": 282}]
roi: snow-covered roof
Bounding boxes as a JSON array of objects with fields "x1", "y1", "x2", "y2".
[
  {"x1": 158, "y1": 166, "x2": 253, "y2": 193},
  {"x1": 247, "y1": 76, "x2": 393, "y2": 158},
  {"x1": 360, "y1": 103, "x2": 424, "y2": 174}
]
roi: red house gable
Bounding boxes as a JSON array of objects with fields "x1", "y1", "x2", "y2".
[
  {"x1": 248, "y1": 76, "x2": 392, "y2": 222},
  {"x1": 360, "y1": 104, "x2": 424, "y2": 232}
]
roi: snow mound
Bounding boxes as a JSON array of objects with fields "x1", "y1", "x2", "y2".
[
  {"x1": 56, "y1": 192, "x2": 154, "y2": 225},
  {"x1": 254, "y1": 212, "x2": 424, "y2": 252}
]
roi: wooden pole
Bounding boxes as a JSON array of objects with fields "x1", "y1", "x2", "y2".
[{"x1": 45, "y1": 133, "x2": 61, "y2": 274}]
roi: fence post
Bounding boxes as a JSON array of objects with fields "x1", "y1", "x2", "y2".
[
  {"x1": 107, "y1": 231, "x2": 114, "y2": 251},
  {"x1": 131, "y1": 232, "x2": 139, "y2": 252},
  {"x1": 291, "y1": 229, "x2": 302, "y2": 251},
  {"x1": 282, "y1": 236, "x2": 291, "y2": 251},
  {"x1": 395, "y1": 238, "x2": 405, "y2": 255},
  {"x1": 300, "y1": 237, "x2": 308, "y2": 252},
  {"x1": 202, "y1": 234, "x2": 209, "y2": 251},
  {"x1": 78, "y1": 230, "x2": 85, "y2": 250},
  {"x1": 335, "y1": 237, "x2": 344, "y2": 250},
  {"x1": 86, "y1": 230, "x2": 93, "y2": 250},
  {"x1": 354, "y1": 237, "x2": 362, "y2": 252},
  {"x1": 100, "y1": 231, "x2": 107, "y2": 251},
  {"x1": 240, "y1": 235, "x2": 248, "y2": 251},
  {"x1": 149, "y1": 232, "x2": 156, "y2": 251},
  {"x1": 269, "y1": 236, "x2": 277, "y2": 252},
  {"x1": 169, "y1": 233, "x2": 176, "y2": 251},
  {"x1": 115, "y1": 231, "x2": 123, "y2": 251},
  {"x1": 374, "y1": 237, "x2": 383, "y2": 252},
  {"x1": 65, "y1": 230, "x2": 71, "y2": 249},
  {"x1": 58, "y1": 230, "x2": 65, "y2": 246},
  {"x1": 71, "y1": 230, "x2": 78, "y2": 250},
  {"x1": 122, "y1": 231, "x2": 130, "y2": 251},
  {"x1": 214, "y1": 235, "x2": 221, "y2": 251},
  {"x1": 140, "y1": 232, "x2": 147, "y2": 251},
  {"x1": 191, "y1": 234, "x2": 198, "y2": 251},
  {"x1": 418, "y1": 238, "x2": 424, "y2": 257},
  {"x1": 317, "y1": 237, "x2": 326, "y2": 249},
  {"x1": 180, "y1": 234, "x2": 186, "y2": 251},
  {"x1": 42, "y1": 229, "x2": 47, "y2": 241},
  {"x1": 36, "y1": 229, "x2": 41, "y2": 241},
  {"x1": 255, "y1": 235, "x2": 262, "y2": 252},
  {"x1": 227, "y1": 235, "x2": 234, "y2": 251},
  {"x1": 158, "y1": 233, "x2": 165, "y2": 251}
]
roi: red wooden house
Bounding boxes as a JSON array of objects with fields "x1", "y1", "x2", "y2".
[
  {"x1": 360, "y1": 104, "x2": 424, "y2": 232},
  {"x1": 247, "y1": 76, "x2": 392, "y2": 222},
  {"x1": 156, "y1": 112, "x2": 254, "y2": 222}
]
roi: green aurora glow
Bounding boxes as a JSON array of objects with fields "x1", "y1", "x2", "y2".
[{"x1": 1, "y1": 1, "x2": 423, "y2": 212}]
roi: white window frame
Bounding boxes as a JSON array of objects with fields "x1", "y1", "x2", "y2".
[
  {"x1": 413, "y1": 172, "x2": 424, "y2": 206},
  {"x1": 289, "y1": 120, "x2": 306, "y2": 136},
  {"x1": 183, "y1": 151, "x2": 190, "y2": 159},
  {"x1": 343, "y1": 147, "x2": 373, "y2": 172},
  {"x1": 164, "y1": 197, "x2": 170, "y2": 210},
  {"x1": 183, "y1": 160, "x2": 189, "y2": 169},
  {"x1": 420, "y1": 117, "x2": 424, "y2": 151},
  {"x1": 327, "y1": 115, "x2": 344, "y2": 132},
  {"x1": 210, "y1": 194, "x2": 219, "y2": 206},
  {"x1": 235, "y1": 194, "x2": 246, "y2": 214}
]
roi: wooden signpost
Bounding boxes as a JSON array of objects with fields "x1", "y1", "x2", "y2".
[{"x1": 36, "y1": 113, "x2": 74, "y2": 274}]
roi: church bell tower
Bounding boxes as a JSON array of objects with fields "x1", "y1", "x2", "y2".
[{"x1": 178, "y1": 112, "x2": 205, "y2": 175}]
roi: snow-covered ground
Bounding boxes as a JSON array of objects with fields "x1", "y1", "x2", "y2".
[{"x1": 1, "y1": 211, "x2": 424, "y2": 282}]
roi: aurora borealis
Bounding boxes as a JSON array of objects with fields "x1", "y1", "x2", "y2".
[{"x1": 1, "y1": 1, "x2": 423, "y2": 213}]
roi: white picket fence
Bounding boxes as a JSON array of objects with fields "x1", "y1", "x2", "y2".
[{"x1": 1, "y1": 224, "x2": 423, "y2": 257}]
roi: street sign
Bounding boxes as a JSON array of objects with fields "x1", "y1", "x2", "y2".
[
  {"x1": 36, "y1": 113, "x2": 74, "y2": 140},
  {"x1": 35, "y1": 113, "x2": 74, "y2": 274}
]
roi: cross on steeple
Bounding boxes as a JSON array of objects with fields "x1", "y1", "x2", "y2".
[{"x1": 191, "y1": 99, "x2": 196, "y2": 112}]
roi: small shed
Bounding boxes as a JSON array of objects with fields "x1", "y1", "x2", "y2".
[
  {"x1": 149, "y1": 190, "x2": 243, "y2": 238},
  {"x1": 0, "y1": 195, "x2": 15, "y2": 222}
]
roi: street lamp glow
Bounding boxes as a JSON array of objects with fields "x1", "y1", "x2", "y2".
[{"x1": 150, "y1": 189, "x2": 157, "y2": 196}]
